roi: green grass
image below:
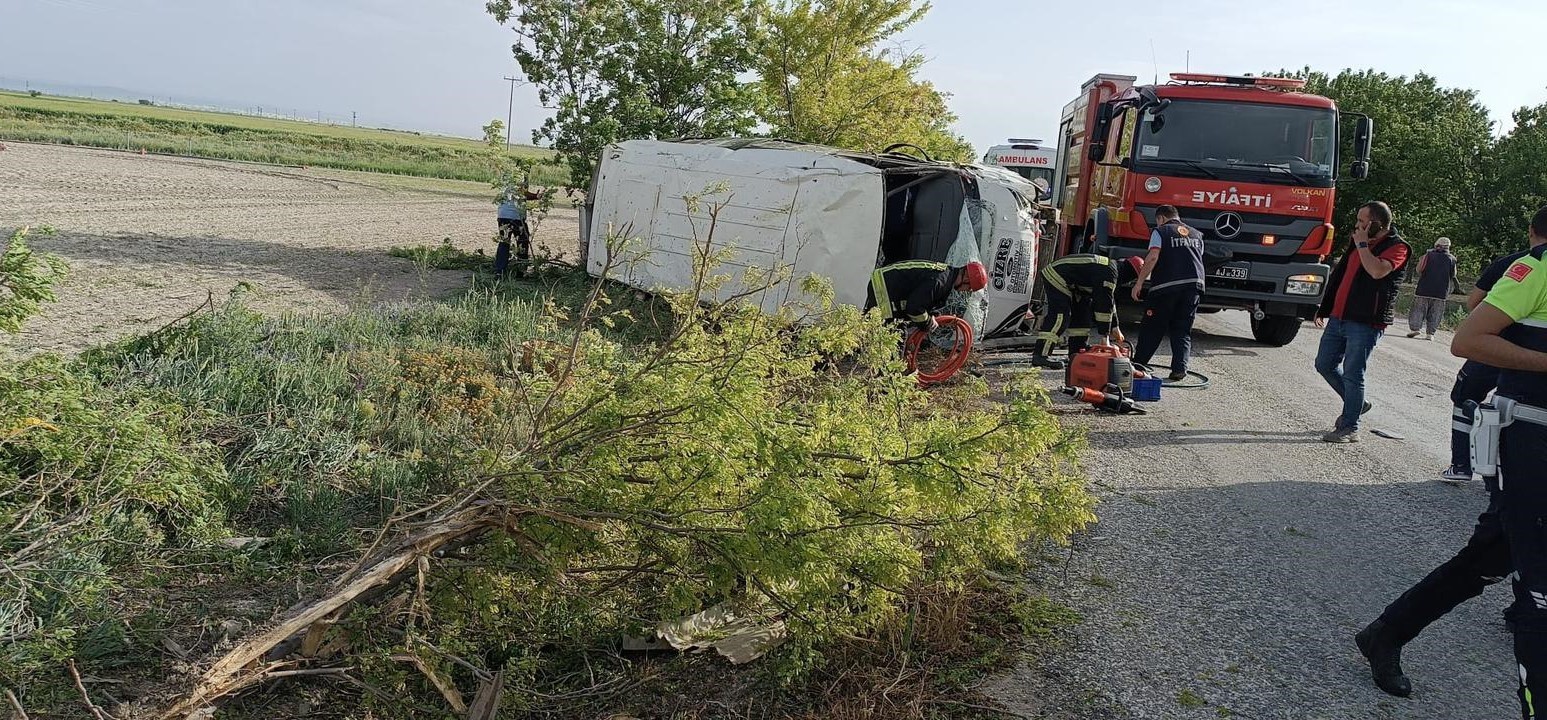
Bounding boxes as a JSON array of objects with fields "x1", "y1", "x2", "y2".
[
  {"x1": 0, "y1": 91, "x2": 567, "y2": 185},
  {"x1": 387, "y1": 239, "x2": 493, "y2": 270}
]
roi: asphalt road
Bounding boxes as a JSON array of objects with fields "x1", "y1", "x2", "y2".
[{"x1": 987, "y1": 310, "x2": 1518, "y2": 719}]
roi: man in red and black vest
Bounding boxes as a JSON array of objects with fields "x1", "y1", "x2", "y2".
[{"x1": 1314, "y1": 200, "x2": 1410, "y2": 443}]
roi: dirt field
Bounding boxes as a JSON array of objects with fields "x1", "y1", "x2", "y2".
[{"x1": 0, "y1": 142, "x2": 579, "y2": 357}]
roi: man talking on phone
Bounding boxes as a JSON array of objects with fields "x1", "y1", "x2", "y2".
[{"x1": 1314, "y1": 201, "x2": 1411, "y2": 443}]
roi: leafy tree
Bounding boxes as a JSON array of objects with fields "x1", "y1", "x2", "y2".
[
  {"x1": 1475, "y1": 101, "x2": 1547, "y2": 265},
  {"x1": 1, "y1": 227, "x2": 67, "y2": 334},
  {"x1": 1276, "y1": 69, "x2": 1494, "y2": 261},
  {"x1": 486, "y1": 0, "x2": 764, "y2": 186},
  {"x1": 481, "y1": 118, "x2": 506, "y2": 147},
  {"x1": 754, "y1": 0, "x2": 972, "y2": 161}
]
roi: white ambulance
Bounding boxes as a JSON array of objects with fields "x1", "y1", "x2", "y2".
[{"x1": 981, "y1": 139, "x2": 1056, "y2": 200}]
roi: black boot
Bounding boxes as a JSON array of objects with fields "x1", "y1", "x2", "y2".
[
  {"x1": 1030, "y1": 355, "x2": 1065, "y2": 370},
  {"x1": 1355, "y1": 619, "x2": 1413, "y2": 697}
]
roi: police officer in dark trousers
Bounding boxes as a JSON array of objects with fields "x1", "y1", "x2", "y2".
[
  {"x1": 1131, "y1": 205, "x2": 1205, "y2": 381},
  {"x1": 1354, "y1": 206, "x2": 1547, "y2": 717},
  {"x1": 865, "y1": 260, "x2": 989, "y2": 331},
  {"x1": 1030, "y1": 254, "x2": 1142, "y2": 368},
  {"x1": 1443, "y1": 233, "x2": 1547, "y2": 482}
]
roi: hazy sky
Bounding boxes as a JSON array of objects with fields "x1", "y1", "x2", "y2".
[{"x1": 4, "y1": 0, "x2": 1544, "y2": 154}]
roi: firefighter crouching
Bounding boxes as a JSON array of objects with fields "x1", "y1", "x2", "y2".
[
  {"x1": 1030, "y1": 254, "x2": 1143, "y2": 369},
  {"x1": 864, "y1": 260, "x2": 988, "y2": 331},
  {"x1": 1353, "y1": 206, "x2": 1547, "y2": 717}
]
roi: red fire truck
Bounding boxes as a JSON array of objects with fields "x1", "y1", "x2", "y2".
[{"x1": 1051, "y1": 73, "x2": 1373, "y2": 346}]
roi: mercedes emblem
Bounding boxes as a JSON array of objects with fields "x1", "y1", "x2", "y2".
[{"x1": 1214, "y1": 212, "x2": 1243, "y2": 239}]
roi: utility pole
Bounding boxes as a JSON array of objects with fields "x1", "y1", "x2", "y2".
[
  {"x1": 503, "y1": 75, "x2": 521, "y2": 149},
  {"x1": 352, "y1": 111, "x2": 357, "y2": 127}
]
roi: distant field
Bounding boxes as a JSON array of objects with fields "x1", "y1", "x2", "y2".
[{"x1": 0, "y1": 91, "x2": 566, "y2": 185}]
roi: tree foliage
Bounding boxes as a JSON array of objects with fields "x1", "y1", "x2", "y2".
[
  {"x1": 1475, "y1": 101, "x2": 1547, "y2": 264},
  {"x1": 753, "y1": 0, "x2": 972, "y2": 161},
  {"x1": 485, "y1": 0, "x2": 764, "y2": 186},
  {"x1": 487, "y1": 0, "x2": 974, "y2": 185},
  {"x1": 1277, "y1": 68, "x2": 1495, "y2": 260},
  {"x1": 1, "y1": 227, "x2": 67, "y2": 335}
]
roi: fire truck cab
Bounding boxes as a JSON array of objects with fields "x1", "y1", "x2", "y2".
[{"x1": 1052, "y1": 73, "x2": 1374, "y2": 346}]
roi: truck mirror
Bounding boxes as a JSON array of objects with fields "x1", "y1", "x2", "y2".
[
  {"x1": 1088, "y1": 142, "x2": 1106, "y2": 162},
  {"x1": 1354, "y1": 117, "x2": 1374, "y2": 162},
  {"x1": 1351, "y1": 160, "x2": 1370, "y2": 180}
]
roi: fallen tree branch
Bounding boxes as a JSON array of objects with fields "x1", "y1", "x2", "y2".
[
  {"x1": 5, "y1": 688, "x2": 30, "y2": 720},
  {"x1": 155, "y1": 501, "x2": 607, "y2": 719},
  {"x1": 393, "y1": 654, "x2": 468, "y2": 714},
  {"x1": 466, "y1": 669, "x2": 506, "y2": 720},
  {"x1": 67, "y1": 660, "x2": 114, "y2": 720},
  {"x1": 156, "y1": 508, "x2": 500, "y2": 719}
]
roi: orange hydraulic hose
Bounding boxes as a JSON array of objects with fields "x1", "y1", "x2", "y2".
[{"x1": 905, "y1": 315, "x2": 973, "y2": 386}]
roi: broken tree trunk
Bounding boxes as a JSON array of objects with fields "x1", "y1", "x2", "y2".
[{"x1": 156, "y1": 507, "x2": 501, "y2": 719}]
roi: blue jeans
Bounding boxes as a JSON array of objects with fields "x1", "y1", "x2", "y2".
[{"x1": 1315, "y1": 318, "x2": 1384, "y2": 430}]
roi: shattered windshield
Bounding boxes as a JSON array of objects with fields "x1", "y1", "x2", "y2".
[{"x1": 1134, "y1": 100, "x2": 1336, "y2": 185}]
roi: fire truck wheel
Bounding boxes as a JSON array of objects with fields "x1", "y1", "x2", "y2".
[{"x1": 1251, "y1": 314, "x2": 1303, "y2": 347}]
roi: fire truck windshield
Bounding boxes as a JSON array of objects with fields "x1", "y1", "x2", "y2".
[{"x1": 1133, "y1": 100, "x2": 1337, "y2": 186}]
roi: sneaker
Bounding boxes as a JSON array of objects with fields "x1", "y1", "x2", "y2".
[
  {"x1": 1406, "y1": 331, "x2": 1421, "y2": 338},
  {"x1": 1361, "y1": 400, "x2": 1374, "y2": 416},
  {"x1": 1322, "y1": 426, "x2": 1360, "y2": 443},
  {"x1": 1440, "y1": 466, "x2": 1473, "y2": 483},
  {"x1": 1166, "y1": 370, "x2": 1188, "y2": 382},
  {"x1": 1426, "y1": 333, "x2": 1435, "y2": 341}
]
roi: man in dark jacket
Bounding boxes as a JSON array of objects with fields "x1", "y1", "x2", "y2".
[
  {"x1": 1131, "y1": 205, "x2": 1206, "y2": 381},
  {"x1": 865, "y1": 260, "x2": 988, "y2": 330},
  {"x1": 1441, "y1": 233, "x2": 1547, "y2": 482},
  {"x1": 1030, "y1": 254, "x2": 1142, "y2": 368},
  {"x1": 1314, "y1": 200, "x2": 1411, "y2": 443},
  {"x1": 1407, "y1": 236, "x2": 1460, "y2": 340}
]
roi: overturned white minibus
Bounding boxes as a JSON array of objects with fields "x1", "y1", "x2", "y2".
[{"x1": 579, "y1": 139, "x2": 1048, "y2": 344}]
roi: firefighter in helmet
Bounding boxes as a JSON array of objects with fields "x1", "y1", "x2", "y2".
[
  {"x1": 865, "y1": 260, "x2": 989, "y2": 331},
  {"x1": 1029, "y1": 254, "x2": 1143, "y2": 369}
]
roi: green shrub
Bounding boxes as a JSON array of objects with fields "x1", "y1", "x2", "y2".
[
  {"x1": 387, "y1": 239, "x2": 491, "y2": 271},
  {"x1": 1, "y1": 227, "x2": 67, "y2": 334},
  {"x1": 0, "y1": 355, "x2": 228, "y2": 685},
  {"x1": 7, "y1": 235, "x2": 1091, "y2": 715}
]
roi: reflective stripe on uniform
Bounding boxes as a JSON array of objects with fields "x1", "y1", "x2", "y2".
[
  {"x1": 1454, "y1": 407, "x2": 1473, "y2": 434},
  {"x1": 1150, "y1": 277, "x2": 1203, "y2": 293},
  {"x1": 1043, "y1": 254, "x2": 1111, "y2": 296},
  {"x1": 870, "y1": 269, "x2": 891, "y2": 316},
  {"x1": 1041, "y1": 264, "x2": 1071, "y2": 295},
  {"x1": 871, "y1": 261, "x2": 947, "y2": 320}
]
